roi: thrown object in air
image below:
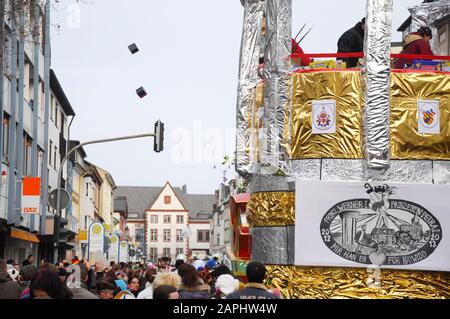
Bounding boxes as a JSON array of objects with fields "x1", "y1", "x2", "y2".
[
  {"x1": 128, "y1": 43, "x2": 139, "y2": 54},
  {"x1": 136, "y1": 87, "x2": 147, "y2": 98}
]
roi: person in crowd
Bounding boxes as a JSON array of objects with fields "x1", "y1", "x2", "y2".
[
  {"x1": 0, "y1": 259, "x2": 20, "y2": 299},
  {"x1": 153, "y1": 285, "x2": 179, "y2": 299},
  {"x1": 113, "y1": 271, "x2": 128, "y2": 291},
  {"x1": 30, "y1": 270, "x2": 68, "y2": 299},
  {"x1": 96, "y1": 277, "x2": 117, "y2": 299},
  {"x1": 6, "y1": 259, "x2": 15, "y2": 265},
  {"x1": 394, "y1": 26, "x2": 434, "y2": 69},
  {"x1": 337, "y1": 17, "x2": 366, "y2": 68},
  {"x1": 70, "y1": 263, "x2": 98, "y2": 299},
  {"x1": 22, "y1": 255, "x2": 34, "y2": 267},
  {"x1": 153, "y1": 272, "x2": 182, "y2": 291},
  {"x1": 173, "y1": 259, "x2": 185, "y2": 273},
  {"x1": 137, "y1": 268, "x2": 157, "y2": 299},
  {"x1": 211, "y1": 264, "x2": 231, "y2": 278},
  {"x1": 18, "y1": 265, "x2": 37, "y2": 298},
  {"x1": 57, "y1": 268, "x2": 69, "y2": 285},
  {"x1": 227, "y1": 261, "x2": 279, "y2": 299},
  {"x1": 178, "y1": 263, "x2": 210, "y2": 299},
  {"x1": 38, "y1": 262, "x2": 59, "y2": 273},
  {"x1": 127, "y1": 275, "x2": 142, "y2": 297},
  {"x1": 213, "y1": 274, "x2": 240, "y2": 299}
]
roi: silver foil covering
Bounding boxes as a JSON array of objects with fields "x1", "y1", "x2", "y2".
[
  {"x1": 289, "y1": 159, "x2": 321, "y2": 181},
  {"x1": 249, "y1": 171, "x2": 291, "y2": 193},
  {"x1": 408, "y1": 1, "x2": 450, "y2": 54},
  {"x1": 322, "y1": 159, "x2": 365, "y2": 182},
  {"x1": 251, "y1": 226, "x2": 288, "y2": 265},
  {"x1": 363, "y1": 0, "x2": 393, "y2": 178},
  {"x1": 286, "y1": 225, "x2": 295, "y2": 265},
  {"x1": 236, "y1": 0, "x2": 265, "y2": 176},
  {"x1": 321, "y1": 159, "x2": 433, "y2": 184},
  {"x1": 432, "y1": 161, "x2": 450, "y2": 185},
  {"x1": 260, "y1": 0, "x2": 292, "y2": 175}
]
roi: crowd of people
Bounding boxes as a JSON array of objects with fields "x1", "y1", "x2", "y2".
[{"x1": 0, "y1": 254, "x2": 280, "y2": 300}]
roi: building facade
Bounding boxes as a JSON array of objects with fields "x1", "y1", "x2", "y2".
[{"x1": 115, "y1": 183, "x2": 214, "y2": 263}]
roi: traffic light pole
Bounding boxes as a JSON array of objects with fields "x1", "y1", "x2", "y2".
[{"x1": 55, "y1": 133, "x2": 155, "y2": 261}]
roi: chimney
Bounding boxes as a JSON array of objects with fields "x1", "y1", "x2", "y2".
[{"x1": 182, "y1": 185, "x2": 187, "y2": 194}]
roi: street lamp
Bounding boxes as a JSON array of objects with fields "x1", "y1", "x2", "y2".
[{"x1": 54, "y1": 122, "x2": 164, "y2": 261}]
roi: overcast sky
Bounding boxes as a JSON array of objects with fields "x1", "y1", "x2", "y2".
[{"x1": 50, "y1": 0, "x2": 422, "y2": 194}]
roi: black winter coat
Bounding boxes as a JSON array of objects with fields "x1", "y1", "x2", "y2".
[
  {"x1": 337, "y1": 22, "x2": 365, "y2": 68},
  {"x1": 0, "y1": 272, "x2": 20, "y2": 299}
]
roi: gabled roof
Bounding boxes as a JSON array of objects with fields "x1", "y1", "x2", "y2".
[
  {"x1": 149, "y1": 182, "x2": 188, "y2": 211},
  {"x1": 114, "y1": 184, "x2": 214, "y2": 221},
  {"x1": 114, "y1": 196, "x2": 128, "y2": 216},
  {"x1": 50, "y1": 69, "x2": 76, "y2": 116},
  {"x1": 184, "y1": 194, "x2": 215, "y2": 220},
  {"x1": 115, "y1": 186, "x2": 162, "y2": 220}
]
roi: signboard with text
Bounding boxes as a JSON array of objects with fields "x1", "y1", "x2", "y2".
[
  {"x1": 21, "y1": 177, "x2": 41, "y2": 214},
  {"x1": 88, "y1": 222, "x2": 105, "y2": 259},
  {"x1": 295, "y1": 181, "x2": 450, "y2": 271}
]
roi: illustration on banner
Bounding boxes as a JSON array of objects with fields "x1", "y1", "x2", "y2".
[{"x1": 320, "y1": 183, "x2": 442, "y2": 266}]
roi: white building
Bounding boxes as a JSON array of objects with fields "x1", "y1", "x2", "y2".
[{"x1": 115, "y1": 182, "x2": 214, "y2": 263}]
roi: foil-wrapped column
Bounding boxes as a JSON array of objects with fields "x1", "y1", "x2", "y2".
[
  {"x1": 409, "y1": 1, "x2": 450, "y2": 54},
  {"x1": 363, "y1": 0, "x2": 393, "y2": 178},
  {"x1": 260, "y1": 0, "x2": 292, "y2": 175},
  {"x1": 236, "y1": 0, "x2": 265, "y2": 176}
]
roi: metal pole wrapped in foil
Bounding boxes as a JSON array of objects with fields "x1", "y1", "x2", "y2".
[
  {"x1": 260, "y1": 0, "x2": 292, "y2": 175},
  {"x1": 408, "y1": 1, "x2": 450, "y2": 54},
  {"x1": 236, "y1": 0, "x2": 265, "y2": 176},
  {"x1": 363, "y1": 0, "x2": 393, "y2": 178}
]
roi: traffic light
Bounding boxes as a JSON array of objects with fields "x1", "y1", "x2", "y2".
[
  {"x1": 154, "y1": 120, "x2": 164, "y2": 153},
  {"x1": 54, "y1": 216, "x2": 68, "y2": 244}
]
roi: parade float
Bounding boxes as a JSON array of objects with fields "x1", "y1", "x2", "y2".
[{"x1": 233, "y1": 0, "x2": 450, "y2": 298}]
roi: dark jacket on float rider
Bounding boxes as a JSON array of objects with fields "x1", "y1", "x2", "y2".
[{"x1": 337, "y1": 19, "x2": 365, "y2": 68}]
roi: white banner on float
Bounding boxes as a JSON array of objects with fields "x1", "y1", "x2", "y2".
[{"x1": 295, "y1": 180, "x2": 450, "y2": 271}]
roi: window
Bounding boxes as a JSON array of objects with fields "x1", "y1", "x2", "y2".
[
  {"x1": 85, "y1": 182, "x2": 89, "y2": 197},
  {"x1": 176, "y1": 248, "x2": 184, "y2": 256},
  {"x1": 50, "y1": 95, "x2": 54, "y2": 122},
  {"x1": 197, "y1": 230, "x2": 210, "y2": 242},
  {"x1": 4, "y1": 34, "x2": 12, "y2": 77},
  {"x1": 49, "y1": 141, "x2": 53, "y2": 166},
  {"x1": 2, "y1": 115, "x2": 10, "y2": 160},
  {"x1": 164, "y1": 196, "x2": 171, "y2": 204},
  {"x1": 216, "y1": 233, "x2": 220, "y2": 245},
  {"x1": 150, "y1": 248, "x2": 158, "y2": 262},
  {"x1": 176, "y1": 215, "x2": 184, "y2": 224},
  {"x1": 23, "y1": 135, "x2": 32, "y2": 176},
  {"x1": 163, "y1": 229, "x2": 171, "y2": 242},
  {"x1": 163, "y1": 248, "x2": 170, "y2": 257},
  {"x1": 150, "y1": 215, "x2": 158, "y2": 223},
  {"x1": 176, "y1": 229, "x2": 183, "y2": 242},
  {"x1": 135, "y1": 228, "x2": 145, "y2": 243},
  {"x1": 163, "y1": 215, "x2": 171, "y2": 223},
  {"x1": 61, "y1": 111, "x2": 65, "y2": 134},
  {"x1": 53, "y1": 146, "x2": 57, "y2": 169},
  {"x1": 54, "y1": 102, "x2": 58, "y2": 128},
  {"x1": 150, "y1": 229, "x2": 157, "y2": 242},
  {"x1": 37, "y1": 148, "x2": 44, "y2": 178},
  {"x1": 217, "y1": 214, "x2": 220, "y2": 226}
]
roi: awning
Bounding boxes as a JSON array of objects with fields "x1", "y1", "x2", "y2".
[
  {"x1": 231, "y1": 193, "x2": 250, "y2": 204},
  {"x1": 10, "y1": 228, "x2": 40, "y2": 243}
]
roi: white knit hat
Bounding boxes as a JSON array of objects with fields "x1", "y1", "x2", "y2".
[{"x1": 215, "y1": 274, "x2": 239, "y2": 295}]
